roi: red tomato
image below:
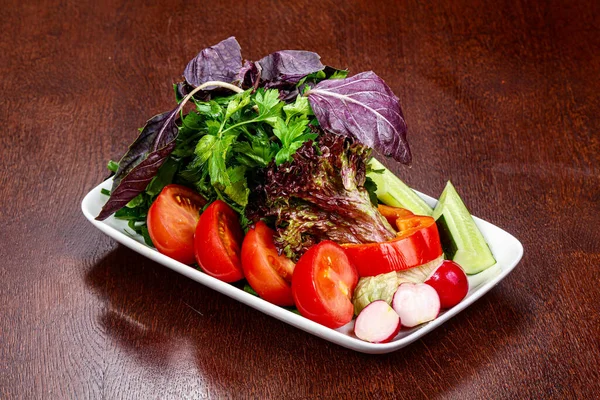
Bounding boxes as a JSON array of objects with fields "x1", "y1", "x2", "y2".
[
  {"x1": 241, "y1": 222, "x2": 295, "y2": 306},
  {"x1": 194, "y1": 200, "x2": 244, "y2": 282},
  {"x1": 342, "y1": 215, "x2": 443, "y2": 277},
  {"x1": 292, "y1": 241, "x2": 358, "y2": 329},
  {"x1": 147, "y1": 184, "x2": 206, "y2": 264},
  {"x1": 377, "y1": 204, "x2": 414, "y2": 227}
]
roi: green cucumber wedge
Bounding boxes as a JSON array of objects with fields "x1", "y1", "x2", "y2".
[
  {"x1": 367, "y1": 158, "x2": 433, "y2": 216},
  {"x1": 432, "y1": 181, "x2": 496, "y2": 274}
]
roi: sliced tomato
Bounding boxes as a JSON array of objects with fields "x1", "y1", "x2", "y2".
[
  {"x1": 377, "y1": 204, "x2": 414, "y2": 227},
  {"x1": 342, "y1": 215, "x2": 443, "y2": 277},
  {"x1": 292, "y1": 241, "x2": 358, "y2": 329},
  {"x1": 241, "y1": 221, "x2": 295, "y2": 306},
  {"x1": 147, "y1": 184, "x2": 207, "y2": 264},
  {"x1": 194, "y1": 200, "x2": 244, "y2": 282}
]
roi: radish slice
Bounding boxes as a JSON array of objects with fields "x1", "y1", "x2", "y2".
[
  {"x1": 354, "y1": 300, "x2": 401, "y2": 343},
  {"x1": 392, "y1": 283, "x2": 440, "y2": 328}
]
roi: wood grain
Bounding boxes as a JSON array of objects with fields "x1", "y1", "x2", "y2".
[{"x1": 1, "y1": 0, "x2": 599, "y2": 398}]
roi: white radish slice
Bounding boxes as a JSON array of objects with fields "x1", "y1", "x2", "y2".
[
  {"x1": 392, "y1": 283, "x2": 440, "y2": 328},
  {"x1": 354, "y1": 300, "x2": 401, "y2": 343}
]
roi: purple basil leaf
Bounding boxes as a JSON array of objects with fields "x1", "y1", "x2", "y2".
[
  {"x1": 237, "y1": 60, "x2": 260, "y2": 90},
  {"x1": 278, "y1": 87, "x2": 301, "y2": 102},
  {"x1": 306, "y1": 71, "x2": 411, "y2": 164},
  {"x1": 174, "y1": 81, "x2": 192, "y2": 102},
  {"x1": 256, "y1": 50, "x2": 324, "y2": 88},
  {"x1": 175, "y1": 80, "x2": 213, "y2": 102},
  {"x1": 184, "y1": 37, "x2": 242, "y2": 89},
  {"x1": 96, "y1": 107, "x2": 179, "y2": 220}
]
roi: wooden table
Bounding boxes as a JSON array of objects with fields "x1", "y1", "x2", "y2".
[{"x1": 2, "y1": 0, "x2": 599, "y2": 398}]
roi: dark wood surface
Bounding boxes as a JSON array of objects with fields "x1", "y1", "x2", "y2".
[{"x1": 2, "y1": 0, "x2": 599, "y2": 398}]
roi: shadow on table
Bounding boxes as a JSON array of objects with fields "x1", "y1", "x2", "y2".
[{"x1": 86, "y1": 245, "x2": 527, "y2": 398}]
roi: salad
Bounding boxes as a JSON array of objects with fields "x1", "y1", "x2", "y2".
[{"x1": 97, "y1": 37, "x2": 496, "y2": 343}]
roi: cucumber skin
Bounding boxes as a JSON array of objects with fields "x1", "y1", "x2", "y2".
[
  {"x1": 433, "y1": 182, "x2": 496, "y2": 275},
  {"x1": 367, "y1": 159, "x2": 433, "y2": 216},
  {"x1": 436, "y1": 214, "x2": 458, "y2": 259}
]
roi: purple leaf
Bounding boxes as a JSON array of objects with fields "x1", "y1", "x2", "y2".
[
  {"x1": 239, "y1": 50, "x2": 325, "y2": 90},
  {"x1": 236, "y1": 60, "x2": 260, "y2": 90},
  {"x1": 96, "y1": 108, "x2": 179, "y2": 220},
  {"x1": 184, "y1": 37, "x2": 242, "y2": 89},
  {"x1": 247, "y1": 131, "x2": 395, "y2": 259},
  {"x1": 306, "y1": 71, "x2": 411, "y2": 164},
  {"x1": 259, "y1": 50, "x2": 324, "y2": 87}
]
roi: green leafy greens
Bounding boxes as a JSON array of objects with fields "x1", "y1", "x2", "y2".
[
  {"x1": 179, "y1": 88, "x2": 316, "y2": 212},
  {"x1": 98, "y1": 37, "x2": 412, "y2": 260},
  {"x1": 108, "y1": 86, "x2": 319, "y2": 234}
]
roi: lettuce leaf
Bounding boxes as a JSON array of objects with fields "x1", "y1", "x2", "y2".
[
  {"x1": 247, "y1": 130, "x2": 396, "y2": 259},
  {"x1": 352, "y1": 255, "x2": 444, "y2": 315}
]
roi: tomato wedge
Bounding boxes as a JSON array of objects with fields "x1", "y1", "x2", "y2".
[
  {"x1": 342, "y1": 215, "x2": 443, "y2": 277},
  {"x1": 194, "y1": 200, "x2": 244, "y2": 282},
  {"x1": 292, "y1": 241, "x2": 358, "y2": 329},
  {"x1": 241, "y1": 221, "x2": 295, "y2": 306},
  {"x1": 147, "y1": 184, "x2": 207, "y2": 264},
  {"x1": 377, "y1": 204, "x2": 414, "y2": 227}
]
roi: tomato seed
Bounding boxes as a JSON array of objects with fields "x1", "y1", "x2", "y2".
[{"x1": 338, "y1": 281, "x2": 349, "y2": 297}]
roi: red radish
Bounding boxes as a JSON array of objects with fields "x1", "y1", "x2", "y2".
[
  {"x1": 354, "y1": 300, "x2": 401, "y2": 343},
  {"x1": 425, "y1": 260, "x2": 469, "y2": 309},
  {"x1": 392, "y1": 283, "x2": 440, "y2": 328}
]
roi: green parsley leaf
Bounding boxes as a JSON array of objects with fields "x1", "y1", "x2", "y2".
[
  {"x1": 193, "y1": 134, "x2": 218, "y2": 168},
  {"x1": 283, "y1": 96, "x2": 312, "y2": 123},
  {"x1": 115, "y1": 204, "x2": 147, "y2": 220},
  {"x1": 364, "y1": 176, "x2": 379, "y2": 206},
  {"x1": 195, "y1": 100, "x2": 222, "y2": 119},
  {"x1": 146, "y1": 157, "x2": 179, "y2": 197},
  {"x1": 126, "y1": 193, "x2": 145, "y2": 208},
  {"x1": 243, "y1": 284, "x2": 258, "y2": 296},
  {"x1": 233, "y1": 139, "x2": 279, "y2": 168},
  {"x1": 254, "y1": 89, "x2": 283, "y2": 124},
  {"x1": 224, "y1": 165, "x2": 250, "y2": 206},
  {"x1": 275, "y1": 141, "x2": 306, "y2": 165},
  {"x1": 208, "y1": 132, "x2": 238, "y2": 189},
  {"x1": 225, "y1": 90, "x2": 251, "y2": 120},
  {"x1": 107, "y1": 160, "x2": 119, "y2": 173},
  {"x1": 173, "y1": 112, "x2": 205, "y2": 158},
  {"x1": 329, "y1": 69, "x2": 349, "y2": 79},
  {"x1": 273, "y1": 116, "x2": 317, "y2": 165}
]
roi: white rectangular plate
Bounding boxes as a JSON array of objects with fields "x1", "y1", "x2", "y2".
[{"x1": 82, "y1": 178, "x2": 523, "y2": 354}]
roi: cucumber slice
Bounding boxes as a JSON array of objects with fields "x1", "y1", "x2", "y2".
[
  {"x1": 367, "y1": 158, "x2": 433, "y2": 216},
  {"x1": 432, "y1": 181, "x2": 496, "y2": 274}
]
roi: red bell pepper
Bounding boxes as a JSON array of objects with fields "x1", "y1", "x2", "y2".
[{"x1": 342, "y1": 215, "x2": 443, "y2": 277}]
